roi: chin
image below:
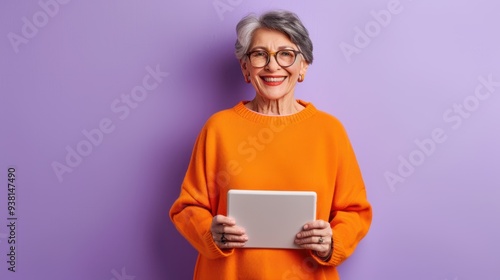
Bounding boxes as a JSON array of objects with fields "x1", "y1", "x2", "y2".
[
  {"x1": 258, "y1": 93, "x2": 287, "y2": 100},
  {"x1": 262, "y1": 89, "x2": 293, "y2": 99},
  {"x1": 255, "y1": 86, "x2": 289, "y2": 98}
]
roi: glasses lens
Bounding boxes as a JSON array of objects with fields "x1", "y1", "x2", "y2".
[
  {"x1": 248, "y1": 50, "x2": 298, "y2": 68},
  {"x1": 249, "y1": 51, "x2": 268, "y2": 67},
  {"x1": 276, "y1": 50, "x2": 296, "y2": 67}
]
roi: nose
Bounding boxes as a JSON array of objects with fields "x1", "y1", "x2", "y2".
[{"x1": 265, "y1": 53, "x2": 281, "y2": 71}]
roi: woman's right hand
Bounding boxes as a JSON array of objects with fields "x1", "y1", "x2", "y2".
[{"x1": 211, "y1": 215, "x2": 248, "y2": 249}]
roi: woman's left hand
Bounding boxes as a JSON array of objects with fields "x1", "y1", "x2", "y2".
[{"x1": 294, "y1": 220, "x2": 333, "y2": 258}]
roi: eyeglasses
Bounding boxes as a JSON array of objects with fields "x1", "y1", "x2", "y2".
[{"x1": 246, "y1": 49, "x2": 302, "y2": 68}]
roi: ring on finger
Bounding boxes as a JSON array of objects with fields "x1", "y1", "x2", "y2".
[
  {"x1": 318, "y1": 236, "x2": 324, "y2": 244},
  {"x1": 220, "y1": 233, "x2": 228, "y2": 244}
]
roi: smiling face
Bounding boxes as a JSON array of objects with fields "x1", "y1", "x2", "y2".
[{"x1": 240, "y1": 28, "x2": 309, "y2": 101}]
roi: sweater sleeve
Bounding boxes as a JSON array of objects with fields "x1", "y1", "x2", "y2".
[
  {"x1": 312, "y1": 125, "x2": 372, "y2": 266},
  {"x1": 169, "y1": 126, "x2": 233, "y2": 259}
]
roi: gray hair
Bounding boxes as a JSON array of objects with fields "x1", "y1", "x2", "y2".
[{"x1": 235, "y1": 10, "x2": 313, "y2": 64}]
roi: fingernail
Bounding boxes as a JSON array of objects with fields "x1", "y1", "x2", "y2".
[{"x1": 303, "y1": 225, "x2": 309, "y2": 230}]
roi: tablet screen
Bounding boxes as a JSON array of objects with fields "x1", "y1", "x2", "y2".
[{"x1": 227, "y1": 189, "x2": 317, "y2": 249}]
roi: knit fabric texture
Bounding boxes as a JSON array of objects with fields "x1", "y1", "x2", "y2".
[{"x1": 170, "y1": 100, "x2": 372, "y2": 280}]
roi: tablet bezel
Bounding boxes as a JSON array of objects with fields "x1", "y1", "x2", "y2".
[{"x1": 227, "y1": 189, "x2": 317, "y2": 249}]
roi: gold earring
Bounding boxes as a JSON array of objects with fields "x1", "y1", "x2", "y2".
[
  {"x1": 245, "y1": 75, "x2": 251, "y2": 83},
  {"x1": 298, "y1": 74, "x2": 304, "y2": 82}
]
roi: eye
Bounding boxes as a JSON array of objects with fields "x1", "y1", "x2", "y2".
[
  {"x1": 251, "y1": 51, "x2": 267, "y2": 57},
  {"x1": 279, "y1": 51, "x2": 294, "y2": 57}
]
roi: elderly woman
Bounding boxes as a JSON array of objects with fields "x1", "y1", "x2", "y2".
[{"x1": 170, "y1": 10, "x2": 372, "y2": 280}]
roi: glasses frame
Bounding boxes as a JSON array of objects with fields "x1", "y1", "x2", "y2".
[{"x1": 246, "y1": 49, "x2": 303, "y2": 68}]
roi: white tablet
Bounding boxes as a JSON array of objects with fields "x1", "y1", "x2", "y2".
[{"x1": 227, "y1": 189, "x2": 317, "y2": 249}]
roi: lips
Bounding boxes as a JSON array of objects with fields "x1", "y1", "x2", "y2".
[{"x1": 261, "y1": 76, "x2": 286, "y2": 86}]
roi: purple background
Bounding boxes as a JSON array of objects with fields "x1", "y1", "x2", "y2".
[{"x1": 1, "y1": 1, "x2": 500, "y2": 279}]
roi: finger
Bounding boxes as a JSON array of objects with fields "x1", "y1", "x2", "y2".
[
  {"x1": 296, "y1": 228, "x2": 331, "y2": 239},
  {"x1": 297, "y1": 220, "x2": 332, "y2": 239},
  {"x1": 211, "y1": 215, "x2": 237, "y2": 235},
  {"x1": 294, "y1": 236, "x2": 331, "y2": 254},
  {"x1": 302, "y1": 220, "x2": 330, "y2": 230},
  {"x1": 215, "y1": 232, "x2": 248, "y2": 248},
  {"x1": 214, "y1": 233, "x2": 249, "y2": 243},
  {"x1": 218, "y1": 225, "x2": 246, "y2": 235},
  {"x1": 296, "y1": 228, "x2": 315, "y2": 238},
  {"x1": 295, "y1": 235, "x2": 331, "y2": 245},
  {"x1": 213, "y1": 215, "x2": 236, "y2": 226}
]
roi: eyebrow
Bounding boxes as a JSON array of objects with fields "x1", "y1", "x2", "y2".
[{"x1": 249, "y1": 46, "x2": 297, "y2": 52}]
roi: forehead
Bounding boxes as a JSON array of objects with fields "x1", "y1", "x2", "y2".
[{"x1": 250, "y1": 28, "x2": 296, "y2": 50}]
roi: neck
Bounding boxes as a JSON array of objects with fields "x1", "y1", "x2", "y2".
[{"x1": 246, "y1": 95, "x2": 304, "y2": 115}]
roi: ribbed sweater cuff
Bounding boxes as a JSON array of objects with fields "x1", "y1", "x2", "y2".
[
  {"x1": 308, "y1": 234, "x2": 344, "y2": 266},
  {"x1": 330, "y1": 233, "x2": 346, "y2": 266},
  {"x1": 202, "y1": 230, "x2": 234, "y2": 259}
]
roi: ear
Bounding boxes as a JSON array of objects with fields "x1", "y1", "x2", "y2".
[
  {"x1": 299, "y1": 60, "x2": 309, "y2": 82},
  {"x1": 240, "y1": 59, "x2": 251, "y2": 83}
]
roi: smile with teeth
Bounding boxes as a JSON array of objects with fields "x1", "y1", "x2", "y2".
[{"x1": 261, "y1": 76, "x2": 286, "y2": 83}]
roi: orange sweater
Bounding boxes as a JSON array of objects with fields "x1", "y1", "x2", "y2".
[{"x1": 170, "y1": 100, "x2": 372, "y2": 280}]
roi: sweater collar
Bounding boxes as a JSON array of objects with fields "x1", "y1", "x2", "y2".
[{"x1": 233, "y1": 100, "x2": 317, "y2": 125}]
